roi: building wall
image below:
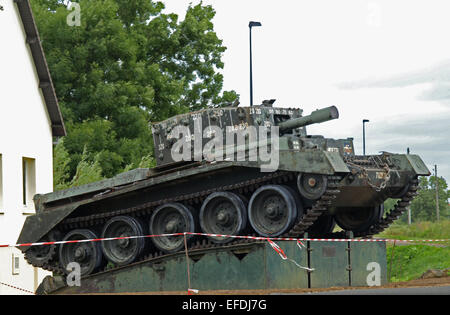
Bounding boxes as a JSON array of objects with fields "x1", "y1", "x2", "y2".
[{"x1": 0, "y1": 0, "x2": 53, "y2": 294}]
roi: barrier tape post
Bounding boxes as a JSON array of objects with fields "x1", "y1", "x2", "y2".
[
  {"x1": 183, "y1": 232, "x2": 191, "y2": 294},
  {"x1": 183, "y1": 232, "x2": 199, "y2": 295}
]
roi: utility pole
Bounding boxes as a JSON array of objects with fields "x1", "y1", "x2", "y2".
[
  {"x1": 435, "y1": 164, "x2": 440, "y2": 222},
  {"x1": 407, "y1": 148, "x2": 411, "y2": 224}
]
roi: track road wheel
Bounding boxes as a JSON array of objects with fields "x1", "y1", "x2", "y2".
[
  {"x1": 297, "y1": 173, "x2": 328, "y2": 200},
  {"x1": 59, "y1": 229, "x2": 103, "y2": 277},
  {"x1": 388, "y1": 184, "x2": 410, "y2": 199},
  {"x1": 306, "y1": 214, "x2": 336, "y2": 236},
  {"x1": 101, "y1": 216, "x2": 147, "y2": 266},
  {"x1": 200, "y1": 192, "x2": 247, "y2": 243},
  {"x1": 248, "y1": 185, "x2": 300, "y2": 237},
  {"x1": 334, "y1": 204, "x2": 384, "y2": 233},
  {"x1": 149, "y1": 203, "x2": 195, "y2": 253}
]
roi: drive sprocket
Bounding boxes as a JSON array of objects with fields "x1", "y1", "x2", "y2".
[{"x1": 24, "y1": 230, "x2": 60, "y2": 268}]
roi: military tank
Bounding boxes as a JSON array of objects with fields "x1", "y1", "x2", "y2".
[{"x1": 17, "y1": 101, "x2": 430, "y2": 277}]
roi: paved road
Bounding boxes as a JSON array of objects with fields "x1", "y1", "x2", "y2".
[{"x1": 298, "y1": 286, "x2": 450, "y2": 295}]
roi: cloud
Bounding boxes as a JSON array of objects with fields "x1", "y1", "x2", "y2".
[
  {"x1": 418, "y1": 82, "x2": 450, "y2": 102},
  {"x1": 366, "y1": 112, "x2": 450, "y2": 182},
  {"x1": 337, "y1": 59, "x2": 450, "y2": 103},
  {"x1": 335, "y1": 59, "x2": 450, "y2": 182},
  {"x1": 374, "y1": 112, "x2": 450, "y2": 138}
]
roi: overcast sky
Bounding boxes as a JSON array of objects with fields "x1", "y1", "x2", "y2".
[{"x1": 163, "y1": 0, "x2": 450, "y2": 182}]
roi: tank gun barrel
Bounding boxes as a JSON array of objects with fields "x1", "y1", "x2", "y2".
[{"x1": 278, "y1": 106, "x2": 339, "y2": 131}]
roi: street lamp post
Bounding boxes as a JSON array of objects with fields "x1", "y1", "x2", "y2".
[
  {"x1": 407, "y1": 147, "x2": 411, "y2": 225},
  {"x1": 363, "y1": 119, "x2": 369, "y2": 155},
  {"x1": 249, "y1": 21, "x2": 262, "y2": 107}
]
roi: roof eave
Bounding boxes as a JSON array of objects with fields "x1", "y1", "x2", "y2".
[{"x1": 14, "y1": 0, "x2": 66, "y2": 137}]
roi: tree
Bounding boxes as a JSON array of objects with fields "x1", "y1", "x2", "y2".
[
  {"x1": 53, "y1": 139, "x2": 71, "y2": 190},
  {"x1": 31, "y1": 0, "x2": 238, "y2": 185},
  {"x1": 409, "y1": 176, "x2": 449, "y2": 222},
  {"x1": 53, "y1": 140, "x2": 105, "y2": 188}
]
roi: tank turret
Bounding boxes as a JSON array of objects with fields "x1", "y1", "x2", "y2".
[{"x1": 151, "y1": 103, "x2": 340, "y2": 168}]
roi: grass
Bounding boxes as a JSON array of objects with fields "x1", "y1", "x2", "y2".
[
  {"x1": 386, "y1": 244, "x2": 450, "y2": 282},
  {"x1": 376, "y1": 220, "x2": 450, "y2": 245},
  {"x1": 378, "y1": 220, "x2": 450, "y2": 282}
]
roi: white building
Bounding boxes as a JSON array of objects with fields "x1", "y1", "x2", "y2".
[{"x1": 0, "y1": 0, "x2": 65, "y2": 294}]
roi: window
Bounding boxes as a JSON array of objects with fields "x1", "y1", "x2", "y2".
[
  {"x1": 22, "y1": 157, "x2": 36, "y2": 211},
  {"x1": 12, "y1": 253, "x2": 20, "y2": 275},
  {"x1": 0, "y1": 154, "x2": 3, "y2": 211}
]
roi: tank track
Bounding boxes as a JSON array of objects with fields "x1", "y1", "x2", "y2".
[
  {"x1": 354, "y1": 177, "x2": 419, "y2": 238},
  {"x1": 287, "y1": 175, "x2": 342, "y2": 238},
  {"x1": 25, "y1": 172, "x2": 419, "y2": 277},
  {"x1": 27, "y1": 171, "x2": 295, "y2": 275},
  {"x1": 342, "y1": 155, "x2": 420, "y2": 238}
]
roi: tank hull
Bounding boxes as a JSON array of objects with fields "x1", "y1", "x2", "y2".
[
  {"x1": 19, "y1": 150, "x2": 348, "y2": 247},
  {"x1": 18, "y1": 152, "x2": 427, "y2": 247}
]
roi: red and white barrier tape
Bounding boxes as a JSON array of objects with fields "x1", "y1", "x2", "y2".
[
  {"x1": 267, "y1": 239, "x2": 313, "y2": 271},
  {"x1": 2, "y1": 232, "x2": 447, "y2": 278},
  {"x1": 187, "y1": 288, "x2": 199, "y2": 295},
  {"x1": 0, "y1": 282, "x2": 35, "y2": 295},
  {"x1": 267, "y1": 239, "x2": 288, "y2": 259},
  {"x1": 1, "y1": 232, "x2": 448, "y2": 248}
]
